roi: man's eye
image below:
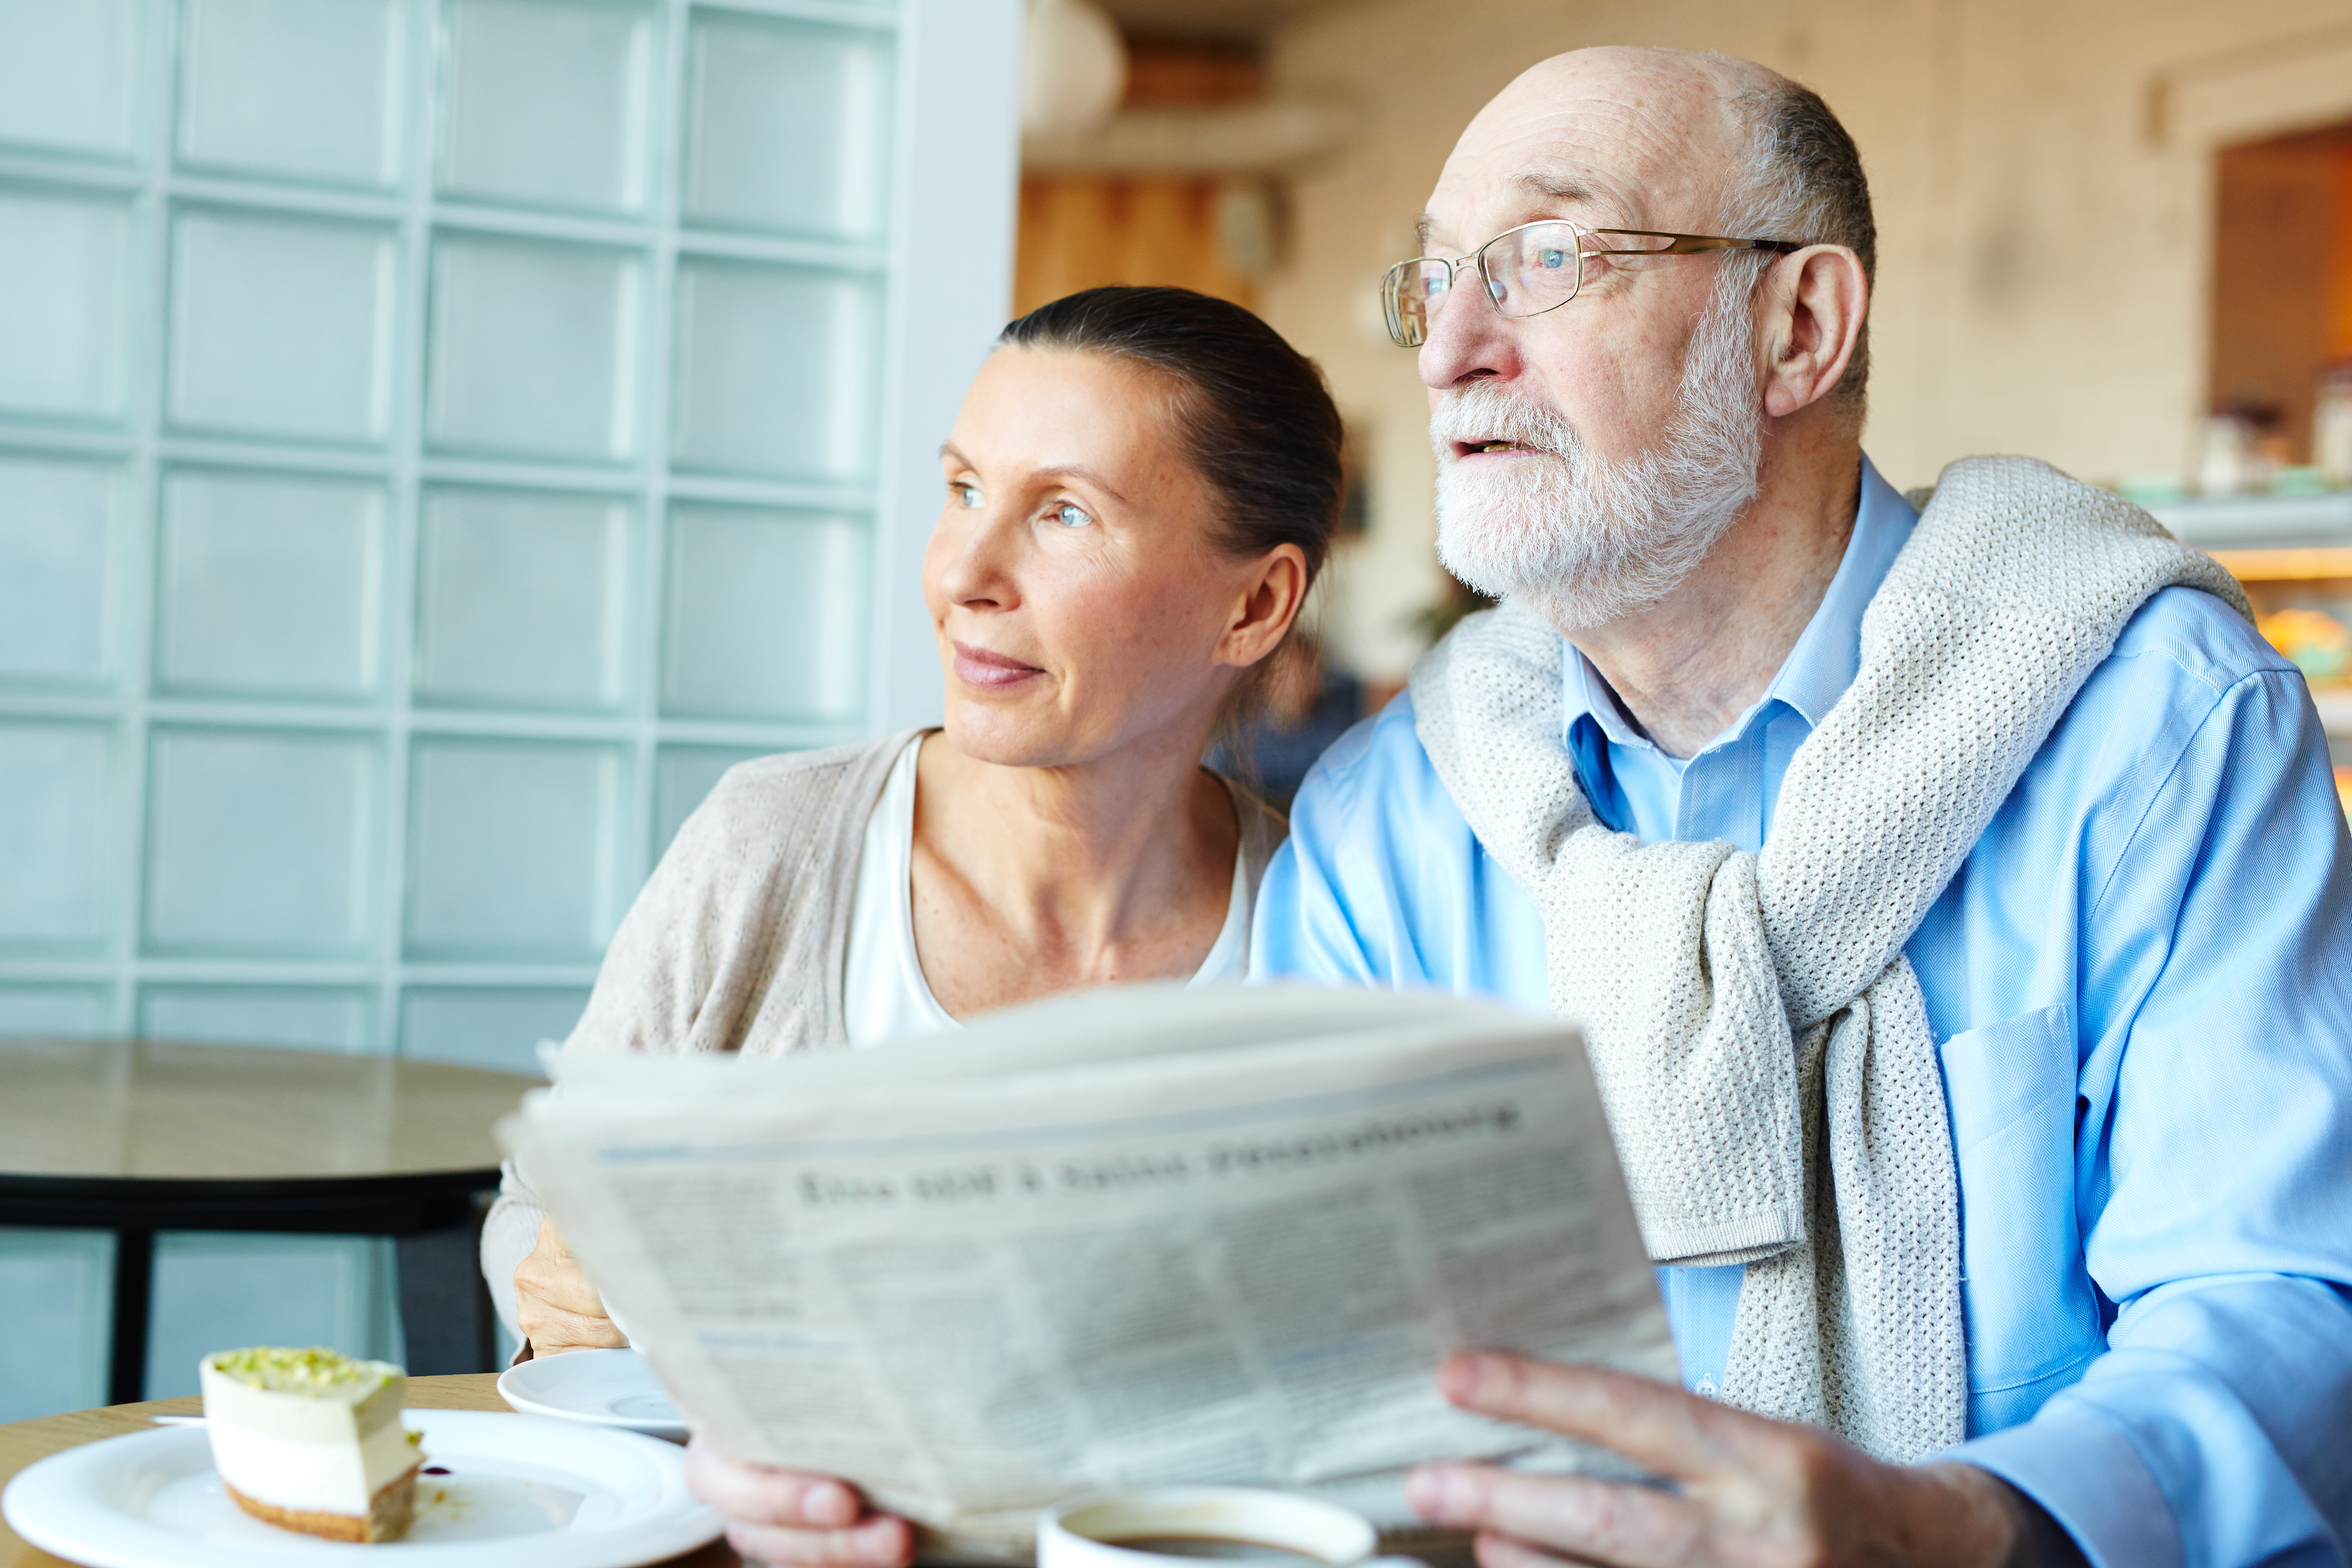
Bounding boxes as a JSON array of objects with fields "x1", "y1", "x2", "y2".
[
  {"x1": 1054, "y1": 503, "x2": 1093, "y2": 528},
  {"x1": 1537, "y1": 247, "x2": 1569, "y2": 270},
  {"x1": 954, "y1": 483, "x2": 983, "y2": 509}
]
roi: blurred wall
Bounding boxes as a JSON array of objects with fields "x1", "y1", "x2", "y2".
[
  {"x1": 2209, "y1": 130, "x2": 2352, "y2": 460},
  {"x1": 1015, "y1": 40, "x2": 1267, "y2": 314},
  {"x1": 1253, "y1": 0, "x2": 2352, "y2": 680}
]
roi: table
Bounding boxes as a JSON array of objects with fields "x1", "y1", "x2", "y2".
[
  {"x1": 0, "y1": 1038, "x2": 542, "y2": 1401},
  {"x1": 0, "y1": 1373, "x2": 739, "y2": 1567}
]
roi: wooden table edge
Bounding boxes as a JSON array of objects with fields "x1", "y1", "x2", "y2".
[{"x1": 0, "y1": 1374, "x2": 736, "y2": 1567}]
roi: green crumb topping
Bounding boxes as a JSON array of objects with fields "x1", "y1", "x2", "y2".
[
  {"x1": 406, "y1": 1429, "x2": 424, "y2": 1448},
  {"x1": 207, "y1": 1345, "x2": 396, "y2": 1395}
]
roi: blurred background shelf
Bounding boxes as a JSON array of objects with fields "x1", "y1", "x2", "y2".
[
  {"x1": 2147, "y1": 494, "x2": 2352, "y2": 739},
  {"x1": 2149, "y1": 493, "x2": 2352, "y2": 549},
  {"x1": 2313, "y1": 690, "x2": 2352, "y2": 735}
]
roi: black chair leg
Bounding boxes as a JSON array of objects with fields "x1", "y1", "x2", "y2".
[{"x1": 107, "y1": 1228, "x2": 155, "y2": 1406}]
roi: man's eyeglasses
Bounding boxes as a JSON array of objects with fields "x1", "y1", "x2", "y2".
[{"x1": 1380, "y1": 220, "x2": 1805, "y2": 348}]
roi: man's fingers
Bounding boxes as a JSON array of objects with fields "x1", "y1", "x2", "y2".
[
  {"x1": 722, "y1": 1516, "x2": 913, "y2": 1568},
  {"x1": 1435, "y1": 1354, "x2": 1740, "y2": 1483},
  {"x1": 681, "y1": 1441, "x2": 916, "y2": 1567},
  {"x1": 1410, "y1": 1463, "x2": 1708, "y2": 1568},
  {"x1": 683, "y1": 1440, "x2": 865, "y2": 1530}
]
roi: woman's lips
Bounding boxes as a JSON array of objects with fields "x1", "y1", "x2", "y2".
[{"x1": 952, "y1": 641, "x2": 1045, "y2": 690}]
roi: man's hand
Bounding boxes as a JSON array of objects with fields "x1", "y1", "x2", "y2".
[
  {"x1": 513, "y1": 1217, "x2": 630, "y2": 1356},
  {"x1": 1408, "y1": 1352, "x2": 2085, "y2": 1568},
  {"x1": 683, "y1": 1437, "x2": 914, "y2": 1568}
]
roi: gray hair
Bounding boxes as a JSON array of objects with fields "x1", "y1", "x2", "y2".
[{"x1": 1717, "y1": 76, "x2": 1877, "y2": 410}]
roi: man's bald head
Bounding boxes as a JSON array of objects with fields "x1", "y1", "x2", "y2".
[
  {"x1": 1425, "y1": 46, "x2": 1875, "y2": 405},
  {"x1": 1439, "y1": 49, "x2": 1771, "y2": 227}
]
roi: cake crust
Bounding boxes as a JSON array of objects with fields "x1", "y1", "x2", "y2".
[{"x1": 225, "y1": 1463, "x2": 421, "y2": 1544}]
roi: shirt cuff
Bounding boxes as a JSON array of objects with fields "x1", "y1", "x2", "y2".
[{"x1": 1949, "y1": 1403, "x2": 2179, "y2": 1568}]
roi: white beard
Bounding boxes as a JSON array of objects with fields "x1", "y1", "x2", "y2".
[{"x1": 1430, "y1": 275, "x2": 1765, "y2": 630}]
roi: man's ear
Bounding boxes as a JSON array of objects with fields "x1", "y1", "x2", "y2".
[
  {"x1": 1217, "y1": 544, "x2": 1311, "y2": 670},
  {"x1": 1759, "y1": 245, "x2": 1868, "y2": 420}
]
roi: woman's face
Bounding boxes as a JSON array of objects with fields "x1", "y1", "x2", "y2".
[{"x1": 926, "y1": 345, "x2": 1279, "y2": 769}]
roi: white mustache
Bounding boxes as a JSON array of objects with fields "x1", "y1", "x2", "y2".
[{"x1": 1428, "y1": 385, "x2": 1581, "y2": 459}]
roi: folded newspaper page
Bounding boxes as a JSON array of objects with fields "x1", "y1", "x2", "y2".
[{"x1": 501, "y1": 984, "x2": 1675, "y2": 1558}]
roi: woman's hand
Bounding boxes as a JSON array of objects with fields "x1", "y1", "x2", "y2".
[
  {"x1": 683, "y1": 1437, "x2": 915, "y2": 1568},
  {"x1": 1407, "y1": 1352, "x2": 2086, "y2": 1568},
  {"x1": 513, "y1": 1217, "x2": 629, "y2": 1356}
]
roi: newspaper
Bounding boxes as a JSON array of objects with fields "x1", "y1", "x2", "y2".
[{"x1": 499, "y1": 983, "x2": 1676, "y2": 1558}]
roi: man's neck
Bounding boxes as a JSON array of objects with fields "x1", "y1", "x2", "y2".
[{"x1": 1546, "y1": 434, "x2": 1864, "y2": 760}]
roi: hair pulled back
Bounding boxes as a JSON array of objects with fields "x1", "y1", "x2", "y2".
[{"x1": 996, "y1": 287, "x2": 1345, "y2": 588}]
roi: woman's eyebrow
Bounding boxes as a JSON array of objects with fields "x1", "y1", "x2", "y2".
[
  {"x1": 936, "y1": 445, "x2": 1131, "y2": 506},
  {"x1": 1044, "y1": 463, "x2": 1130, "y2": 506}
]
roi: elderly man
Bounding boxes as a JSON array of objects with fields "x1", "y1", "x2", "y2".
[{"x1": 1252, "y1": 45, "x2": 2352, "y2": 1568}]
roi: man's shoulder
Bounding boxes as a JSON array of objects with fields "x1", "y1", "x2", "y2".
[
  {"x1": 2005, "y1": 584, "x2": 2318, "y2": 875},
  {"x1": 1305, "y1": 689, "x2": 1419, "y2": 784},
  {"x1": 2105, "y1": 583, "x2": 2294, "y2": 702},
  {"x1": 1290, "y1": 688, "x2": 1466, "y2": 838}
]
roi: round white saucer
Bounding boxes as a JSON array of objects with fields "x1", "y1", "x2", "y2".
[{"x1": 497, "y1": 1349, "x2": 689, "y2": 1441}]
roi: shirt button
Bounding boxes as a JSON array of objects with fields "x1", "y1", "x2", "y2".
[{"x1": 1694, "y1": 1377, "x2": 1718, "y2": 1399}]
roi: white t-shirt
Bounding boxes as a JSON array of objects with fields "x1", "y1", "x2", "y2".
[{"x1": 842, "y1": 737, "x2": 1250, "y2": 1046}]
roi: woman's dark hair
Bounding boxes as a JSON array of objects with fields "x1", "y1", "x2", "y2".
[{"x1": 996, "y1": 287, "x2": 1345, "y2": 588}]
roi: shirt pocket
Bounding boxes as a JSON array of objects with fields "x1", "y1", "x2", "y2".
[{"x1": 1936, "y1": 1004, "x2": 2105, "y2": 1425}]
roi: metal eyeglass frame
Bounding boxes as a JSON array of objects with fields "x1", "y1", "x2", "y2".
[{"x1": 1381, "y1": 220, "x2": 1806, "y2": 347}]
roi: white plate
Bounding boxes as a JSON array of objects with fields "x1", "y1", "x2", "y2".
[
  {"x1": 1, "y1": 1409, "x2": 723, "y2": 1568},
  {"x1": 498, "y1": 1350, "x2": 688, "y2": 1441}
]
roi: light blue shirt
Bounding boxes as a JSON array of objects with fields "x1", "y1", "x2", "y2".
[{"x1": 1252, "y1": 459, "x2": 2352, "y2": 1568}]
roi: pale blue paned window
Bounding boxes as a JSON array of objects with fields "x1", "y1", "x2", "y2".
[
  {"x1": 0, "y1": 1231, "x2": 116, "y2": 1423},
  {"x1": 0, "y1": 0, "x2": 1020, "y2": 1410},
  {"x1": 0, "y1": 455, "x2": 127, "y2": 687},
  {"x1": 0, "y1": 986, "x2": 117, "y2": 1036},
  {"x1": 143, "y1": 1233, "x2": 404, "y2": 1400},
  {"x1": 652, "y1": 743, "x2": 767, "y2": 855}
]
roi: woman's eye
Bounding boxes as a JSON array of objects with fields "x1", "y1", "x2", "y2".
[
  {"x1": 954, "y1": 483, "x2": 983, "y2": 509},
  {"x1": 1054, "y1": 502, "x2": 1094, "y2": 528},
  {"x1": 1537, "y1": 247, "x2": 1569, "y2": 270}
]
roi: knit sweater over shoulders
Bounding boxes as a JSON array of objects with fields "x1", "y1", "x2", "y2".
[{"x1": 483, "y1": 729, "x2": 1289, "y2": 1337}]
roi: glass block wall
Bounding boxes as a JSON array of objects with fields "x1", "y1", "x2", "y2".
[{"x1": 0, "y1": 0, "x2": 1021, "y2": 1410}]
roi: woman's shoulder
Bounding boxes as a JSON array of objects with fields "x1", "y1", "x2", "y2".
[
  {"x1": 573, "y1": 732, "x2": 922, "y2": 1061},
  {"x1": 687, "y1": 732, "x2": 920, "y2": 847}
]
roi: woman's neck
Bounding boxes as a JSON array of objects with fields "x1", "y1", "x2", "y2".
[{"x1": 909, "y1": 727, "x2": 1241, "y2": 1018}]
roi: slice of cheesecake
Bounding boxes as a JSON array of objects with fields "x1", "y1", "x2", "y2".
[{"x1": 198, "y1": 1346, "x2": 424, "y2": 1543}]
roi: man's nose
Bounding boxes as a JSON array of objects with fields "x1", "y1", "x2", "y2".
[{"x1": 1417, "y1": 269, "x2": 1518, "y2": 390}]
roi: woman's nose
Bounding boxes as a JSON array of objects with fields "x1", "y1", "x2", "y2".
[{"x1": 937, "y1": 508, "x2": 1020, "y2": 609}]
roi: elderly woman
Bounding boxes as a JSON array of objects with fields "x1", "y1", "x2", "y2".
[{"x1": 482, "y1": 286, "x2": 1345, "y2": 1423}]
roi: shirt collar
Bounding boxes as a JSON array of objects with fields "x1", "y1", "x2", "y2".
[{"x1": 1561, "y1": 454, "x2": 1920, "y2": 753}]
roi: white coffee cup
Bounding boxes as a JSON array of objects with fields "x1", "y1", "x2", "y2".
[{"x1": 1040, "y1": 1487, "x2": 1421, "y2": 1568}]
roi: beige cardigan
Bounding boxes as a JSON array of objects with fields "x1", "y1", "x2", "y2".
[{"x1": 481, "y1": 729, "x2": 1290, "y2": 1342}]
